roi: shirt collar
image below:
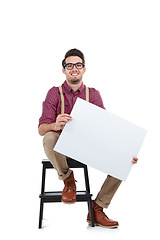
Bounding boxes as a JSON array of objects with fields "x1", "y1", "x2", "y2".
[{"x1": 63, "y1": 80, "x2": 85, "y2": 94}]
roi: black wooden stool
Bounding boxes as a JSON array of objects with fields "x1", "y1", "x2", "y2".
[{"x1": 38, "y1": 158, "x2": 95, "y2": 228}]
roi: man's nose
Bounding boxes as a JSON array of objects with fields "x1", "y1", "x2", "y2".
[
  {"x1": 73, "y1": 64, "x2": 77, "y2": 69},
  {"x1": 72, "y1": 66, "x2": 78, "y2": 71}
]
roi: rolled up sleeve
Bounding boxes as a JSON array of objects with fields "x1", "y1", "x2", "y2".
[{"x1": 39, "y1": 87, "x2": 59, "y2": 126}]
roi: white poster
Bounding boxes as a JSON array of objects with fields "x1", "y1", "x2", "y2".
[{"x1": 54, "y1": 98, "x2": 147, "y2": 181}]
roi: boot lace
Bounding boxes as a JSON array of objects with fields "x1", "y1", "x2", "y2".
[
  {"x1": 64, "y1": 178, "x2": 77, "y2": 190},
  {"x1": 94, "y1": 205, "x2": 108, "y2": 219}
]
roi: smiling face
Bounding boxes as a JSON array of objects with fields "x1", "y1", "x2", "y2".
[{"x1": 62, "y1": 56, "x2": 86, "y2": 86}]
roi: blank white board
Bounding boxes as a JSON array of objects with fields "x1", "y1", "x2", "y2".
[{"x1": 54, "y1": 98, "x2": 147, "y2": 181}]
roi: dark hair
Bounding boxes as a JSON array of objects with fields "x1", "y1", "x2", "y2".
[{"x1": 62, "y1": 48, "x2": 85, "y2": 68}]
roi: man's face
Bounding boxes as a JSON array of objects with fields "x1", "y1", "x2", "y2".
[{"x1": 62, "y1": 56, "x2": 86, "y2": 85}]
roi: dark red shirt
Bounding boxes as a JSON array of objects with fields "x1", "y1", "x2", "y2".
[{"x1": 39, "y1": 81, "x2": 105, "y2": 128}]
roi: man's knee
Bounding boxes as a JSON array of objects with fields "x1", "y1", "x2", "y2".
[{"x1": 43, "y1": 131, "x2": 59, "y2": 150}]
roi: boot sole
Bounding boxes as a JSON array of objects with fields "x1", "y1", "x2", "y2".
[
  {"x1": 87, "y1": 220, "x2": 119, "y2": 229},
  {"x1": 62, "y1": 200, "x2": 76, "y2": 204}
]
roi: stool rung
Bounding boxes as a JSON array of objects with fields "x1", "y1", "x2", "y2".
[{"x1": 40, "y1": 191, "x2": 92, "y2": 202}]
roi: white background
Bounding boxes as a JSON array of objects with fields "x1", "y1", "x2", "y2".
[{"x1": 0, "y1": 0, "x2": 160, "y2": 239}]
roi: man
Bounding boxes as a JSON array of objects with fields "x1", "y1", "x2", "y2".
[{"x1": 38, "y1": 48, "x2": 138, "y2": 228}]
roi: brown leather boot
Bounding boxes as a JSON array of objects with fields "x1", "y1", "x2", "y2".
[
  {"x1": 87, "y1": 200, "x2": 119, "y2": 228},
  {"x1": 61, "y1": 172, "x2": 77, "y2": 204}
]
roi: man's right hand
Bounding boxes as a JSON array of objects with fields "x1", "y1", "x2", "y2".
[
  {"x1": 38, "y1": 114, "x2": 72, "y2": 136},
  {"x1": 54, "y1": 114, "x2": 72, "y2": 131}
]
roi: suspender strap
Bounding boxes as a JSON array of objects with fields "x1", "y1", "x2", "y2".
[
  {"x1": 86, "y1": 87, "x2": 89, "y2": 102},
  {"x1": 59, "y1": 85, "x2": 89, "y2": 114},
  {"x1": 59, "y1": 86, "x2": 65, "y2": 114}
]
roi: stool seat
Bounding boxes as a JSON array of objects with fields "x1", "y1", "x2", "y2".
[
  {"x1": 41, "y1": 158, "x2": 89, "y2": 168},
  {"x1": 38, "y1": 158, "x2": 95, "y2": 228}
]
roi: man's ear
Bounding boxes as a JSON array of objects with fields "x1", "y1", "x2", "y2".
[
  {"x1": 83, "y1": 67, "x2": 86, "y2": 74},
  {"x1": 62, "y1": 68, "x2": 65, "y2": 74}
]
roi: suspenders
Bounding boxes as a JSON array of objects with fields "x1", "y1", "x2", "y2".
[
  {"x1": 85, "y1": 86, "x2": 89, "y2": 102},
  {"x1": 58, "y1": 86, "x2": 89, "y2": 114},
  {"x1": 59, "y1": 86, "x2": 65, "y2": 114}
]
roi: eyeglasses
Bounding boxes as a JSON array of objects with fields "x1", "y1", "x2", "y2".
[{"x1": 63, "y1": 62, "x2": 85, "y2": 70}]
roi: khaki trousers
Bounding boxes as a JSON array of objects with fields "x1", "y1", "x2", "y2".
[{"x1": 43, "y1": 131, "x2": 122, "y2": 209}]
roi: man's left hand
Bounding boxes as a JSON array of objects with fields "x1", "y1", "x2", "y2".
[{"x1": 132, "y1": 157, "x2": 138, "y2": 164}]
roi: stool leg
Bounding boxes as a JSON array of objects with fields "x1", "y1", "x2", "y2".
[
  {"x1": 84, "y1": 165, "x2": 95, "y2": 226},
  {"x1": 84, "y1": 165, "x2": 90, "y2": 193},
  {"x1": 38, "y1": 163, "x2": 46, "y2": 229},
  {"x1": 88, "y1": 198, "x2": 95, "y2": 227},
  {"x1": 39, "y1": 199, "x2": 44, "y2": 229}
]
